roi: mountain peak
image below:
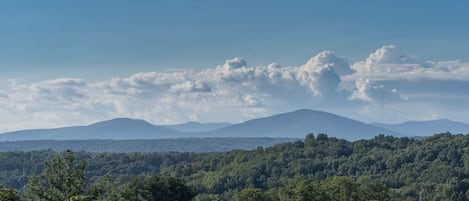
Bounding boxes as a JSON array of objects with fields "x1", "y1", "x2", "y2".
[
  {"x1": 92, "y1": 117, "x2": 149, "y2": 123},
  {"x1": 208, "y1": 109, "x2": 396, "y2": 140},
  {"x1": 274, "y1": 109, "x2": 337, "y2": 119},
  {"x1": 291, "y1": 108, "x2": 325, "y2": 113},
  {"x1": 0, "y1": 109, "x2": 402, "y2": 141},
  {"x1": 88, "y1": 118, "x2": 155, "y2": 129}
]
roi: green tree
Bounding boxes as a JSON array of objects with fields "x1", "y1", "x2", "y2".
[
  {"x1": 25, "y1": 150, "x2": 87, "y2": 201},
  {"x1": 292, "y1": 179, "x2": 328, "y2": 201},
  {"x1": 234, "y1": 188, "x2": 279, "y2": 201},
  {"x1": 0, "y1": 187, "x2": 20, "y2": 201},
  {"x1": 322, "y1": 176, "x2": 360, "y2": 201},
  {"x1": 122, "y1": 174, "x2": 197, "y2": 201},
  {"x1": 88, "y1": 174, "x2": 122, "y2": 201},
  {"x1": 280, "y1": 177, "x2": 328, "y2": 201},
  {"x1": 356, "y1": 176, "x2": 390, "y2": 201}
]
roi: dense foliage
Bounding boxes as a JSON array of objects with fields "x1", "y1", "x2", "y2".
[
  {"x1": 2, "y1": 151, "x2": 197, "y2": 201},
  {"x1": 1, "y1": 132, "x2": 469, "y2": 200},
  {"x1": 0, "y1": 138, "x2": 297, "y2": 153}
]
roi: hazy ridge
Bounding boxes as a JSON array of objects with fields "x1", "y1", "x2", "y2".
[{"x1": 1, "y1": 109, "x2": 468, "y2": 143}]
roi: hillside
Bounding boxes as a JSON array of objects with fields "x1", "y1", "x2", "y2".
[
  {"x1": 0, "y1": 118, "x2": 188, "y2": 141},
  {"x1": 0, "y1": 109, "x2": 398, "y2": 141},
  {"x1": 372, "y1": 119, "x2": 469, "y2": 136},
  {"x1": 1, "y1": 132, "x2": 468, "y2": 200},
  {"x1": 0, "y1": 138, "x2": 298, "y2": 153},
  {"x1": 206, "y1": 109, "x2": 397, "y2": 140}
]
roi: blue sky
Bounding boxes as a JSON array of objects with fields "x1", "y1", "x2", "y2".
[
  {"x1": 1, "y1": 1, "x2": 468, "y2": 78},
  {"x1": 1, "y1": 1, "x2": 469, "y2": 131}
]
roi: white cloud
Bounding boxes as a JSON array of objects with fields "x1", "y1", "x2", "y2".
[
  {"x1": 349, "y1": 78, "x2": 402, "y2": 102},
  {"x1": 0, "y1": 51, "x2": 349, "y2": 131},
  {"x1": 297, "y1": 51, "x2": 353, "y2": 96},
  {"x1": 366, "y1": 45, "x2": 420, "y2": 65},
  {"x1": 341, "y1": 45, "x2": 469, "y2": 123},
  {"x1": 352, "y1": 45, "x2": 421, "y2": 73},
  {"x1": 1, "y1": 45, "x2": 469, "y2": 132},
  {"x1": 344, "y1": 45, "x2": 469, "y2": 105},
  {"x1": 349, "y1": 78, "x2": 372, "y2": 102},
  {"x1": 222, "y1": 57, "x2": 248, "y2": 69},
  {"x1": 169, "y1": 80, "x2": 212, "y2": 93},
  {"x1": 304, "y1": 51, "x2": 354, "y2": 76}
]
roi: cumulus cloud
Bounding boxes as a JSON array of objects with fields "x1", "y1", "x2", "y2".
[
  {"x1": 352, "y1": 45, "x2": 421, "y2": 73},
  {"x1": 29, "y1": 78, "x2": 87, "y2": 100},
  {"x1": 4, "y1": 78, "x2": 87, "y2": 113},
  {"x1": 296, "y1": 50, "x2": 355, "y2": 97},
  {"x1": 297, "y1": 63, "x2": 340, "y2": 97},
  {"x1": 222, "y1": 57, "x2": 248, "y2": 69},
  {"x1": 349, "y1": 78, "x2": 401, "y2": 102},
  {"x1": 0, "y1": 51, "x2": 351, "y2": 131},
  {"x1": 343, "y1": 45, "x2": 469, "y2": 104},
  {"x1": 366, "y1": 45, "x2": 420, "y2": 65},
  {"x1": 1, "y1": 45, "x2": 469, "y2": 131},
  {"x1": 304, "y1": 51, "x2": 354, "y2": 76},
  {"x1": 169, "y1": 80, "x2": 212, "y2": 93},
  {"x1": 341, "y1": 45, "x2": 469, "y2": 122}
]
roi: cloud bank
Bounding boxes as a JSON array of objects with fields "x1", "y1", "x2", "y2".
[{"x1": 1, "y1": 45, "x2": 469, "y2": 132}]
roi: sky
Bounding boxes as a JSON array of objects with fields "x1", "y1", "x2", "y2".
[{"x1": 1, "y1": 1, "x2": 469, "y2": 132}]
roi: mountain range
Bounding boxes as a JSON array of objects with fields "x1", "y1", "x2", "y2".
[
  {"x1": 163, "y1": 121, "x2": 232, "y2": 133},
  {"x1": 203, "y1": 109, "x2": 397, "y2": 140},
  {"x1": 0, "y1": 109, "x2": 468, "y2": 142},
  {"x1": 372, "y1": 119, "x2": 469, "y2": 136}
]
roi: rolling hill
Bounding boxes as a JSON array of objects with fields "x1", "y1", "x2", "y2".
[
  {"x1": 0, "y1": 138, "x2": 298, "y2": 152},
  {"x1": 205, "y1": 109, "x2": 397, "y2": 140},
  {"x1": 0, "y1": 118, "x2": 189, "y2": 141},
  {"x1": 0, "y1": 109, "x2": 402, "y2": 141},
  {"x1": 372, "y1": 119, "x2": 469, "y2": 136}
]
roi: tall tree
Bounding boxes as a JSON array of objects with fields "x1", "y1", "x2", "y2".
[
  {"x1": 122, "y1": 174, "x2": 197, "y2": 201},
  {"x1": 234, "y1": 188, "x2": 279, "y2": 201},
  {"x1": 25, "y1": 150, "x2": 87, "y2": 201}
]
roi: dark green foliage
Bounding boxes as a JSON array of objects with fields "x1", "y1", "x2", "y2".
[
  {"x1": 279, "y1": 177, "x2": 327, "y2": 201},
  {"x1": 2, "y1": 132, "x2": 469, "y2": 200},
  {"x1": 321, "y1": 176, "x2": 361, "y2": 201},
  {"x1": 122, "y1": 175, "x2": 197, "y2": 201},
  {"x1": 234, "y1": 188, "x2": 279, "y2": 201},
  {"x1": 0, "y1": 138, "x2": 298, "y2": 153},
  {"x1": 277, "y1": 176, "x2": 388, "y2": 201},
  {"x1": 356, "y1": 176, "x2": 390, "y2": 200},
  {"x1": 0, "y1": 187, "x2": 20, "y2": 201},
  {"x1": 20, "y1": 151, "x2": 197, "y2": 201},
  {"x1": 25, "y1": 150, "x2": 87, "y2": 201},
  {"x1": 189, "y1": 133, "x2": 469, "y2": 200}
]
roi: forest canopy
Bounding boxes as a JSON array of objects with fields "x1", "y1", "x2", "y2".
[{"x1": 1, "y1": 132, "x2": 469, "y2": 200}]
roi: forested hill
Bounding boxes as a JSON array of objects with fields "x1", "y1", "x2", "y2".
[
  {"x1": 2, "y1": 132, "x2": 469, "y2": 200},
  {"x1": 0, "y1": 138, "x2": 298, "y2": 153}
]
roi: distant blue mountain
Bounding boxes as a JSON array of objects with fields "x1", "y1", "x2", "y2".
[
  {"x1": 0, "y1": 109, "x2": 404, "y2": 141},
  {"x1": 0, "y1": 118, "x2": 187, "y2": 141},
  {"x1": 162, "y1": 121, "x2": 231, "y2": 133},
  {"x1": 205, "y1": 109, "x2": 397, "y2": 140},
  {"x1": 372, "y1": 119, "x2": 469, "y2": 136}
]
